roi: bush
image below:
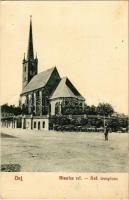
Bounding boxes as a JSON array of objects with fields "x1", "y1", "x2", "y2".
[{"x1": 51, "y1": 115, "x2": 128, "y2": 132}]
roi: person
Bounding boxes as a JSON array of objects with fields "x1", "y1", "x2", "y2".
[{"x1": 104, "y1": 126, "x2": 109, "y2": 141}]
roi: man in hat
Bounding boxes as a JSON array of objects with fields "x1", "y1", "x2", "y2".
[{"x1": 104, "y1": 125, "x2": 109, "y2": 141}]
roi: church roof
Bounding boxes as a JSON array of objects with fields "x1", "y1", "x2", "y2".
[
  {"x1": 50, "y1": 77, "x2": 85, "y2": 100},
  {"x1": 22, "y1": 67, "x2": 55, "y2": 94}
]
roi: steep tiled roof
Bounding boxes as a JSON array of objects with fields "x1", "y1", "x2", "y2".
[
  {"x1": 50, "y1": 77, "x2": 85, "y2": 100},
  {"x1": 22, "y1": 67, "x2": 55, "y2": 94}
]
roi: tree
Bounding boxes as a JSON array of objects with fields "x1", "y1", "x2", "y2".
[
  {"x1": 1, "y1": 104, "x2": 9, "y2": 113},
  {"x1": 13, "y1": 106, "x2": 22, "y2": 115},
  {"x1": 90, "y1": 105, "x2": 97, "y2": 115},
  {"x1": 96, "y1": 103, "x2": 114, "y2": 116},
  {"x1": 1, "y1": 104, "x2": 22, "y2": 116},
  {"x1": 118, "y1": 117, "x2": 128, "y2": 128},
  {"x1": 108, "y1": 118, "x2": 119, "y2": 132},
  {"x1": 21, "y1": 104, "x2": 28, "y2": 115}
]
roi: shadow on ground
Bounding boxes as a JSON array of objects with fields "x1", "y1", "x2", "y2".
[{"x1": 1, "y1": 133, "x2": 17, "y2": 138}]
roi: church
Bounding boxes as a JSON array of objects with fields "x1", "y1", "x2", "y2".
[{"x1": 5, "y1": 18, "x2": 86, "y2": 130}]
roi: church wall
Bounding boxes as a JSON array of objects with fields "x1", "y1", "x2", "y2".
[
  {"x1": 20, "y1": 90, "x2": 41, "y2": 116},
  {"x1": 50, "y1": 97, "x2": 85, "y2": 116},
  {"x1": 20, "y1": 67, "x2": 61, "y2": 117},
  {"x1": 50, "y1": 98, "x2": 63, "y2": 116}
]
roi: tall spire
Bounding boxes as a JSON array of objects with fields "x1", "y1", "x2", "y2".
[
  {"x1": 27, "y1": 15, "x2": 34, "y2": 59},
  {"x1": 22, "y1": 17, "x2": 38, "y2": 90}
]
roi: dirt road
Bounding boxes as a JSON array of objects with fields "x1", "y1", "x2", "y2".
[{"x1": 1, "y1": 128, "x2": 128, "y2": 172}]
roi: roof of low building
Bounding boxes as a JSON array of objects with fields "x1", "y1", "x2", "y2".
[
  {"x1": 22, "y1": 67, "x2": 55, "y2": 94},
  {"x1": 50, "y1": 77, "x2": 85, "y2": 100}
]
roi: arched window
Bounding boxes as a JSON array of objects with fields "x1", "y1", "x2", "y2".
[
  {"x1": 49, "y1": 104, "x2": 51, "y2": 113},
  {"x1": 34, "y1": 122, "x2": 36, "y2": 128},
  {"x1": 36, "y1": 91, "x2": 40, "y2": 115},
  {"x1": 75, "y1": 102, "x2": 78, "y2": 106},
  {"x1": 38, "y1": 121, "x2": 40, "y2": 130},
  {"x1": 42, "y1": 121, "x2": 45, "y2": 128},
  {"x1": 65, "y1": 100, "x2": 68, "y2": 106},
  {"x1": 80, "y1": 102, "x2": 82, "y2": 107},
  {"x1": 55, "y1": 102, "x2": 60, "y2": 115}
]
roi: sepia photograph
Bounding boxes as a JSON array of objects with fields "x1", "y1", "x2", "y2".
[{"x1": 0, "y1": 0, "x2": 128, "y2": 176}]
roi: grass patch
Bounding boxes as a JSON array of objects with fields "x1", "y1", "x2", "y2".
[{"x1": 1, "y1": 164, "x2": 21, "y2": 172}]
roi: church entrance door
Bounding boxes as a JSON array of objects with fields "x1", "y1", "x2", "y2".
[{"x1": 38, "y1": 121, "x2": 40, "y2": 130}]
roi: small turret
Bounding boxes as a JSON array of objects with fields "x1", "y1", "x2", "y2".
[
  {"x1": 23, "y1": 53, "x2": 26, "y2": 63},
  {"x1": 35, "y1": 52, "x2": 38, "y2": 63}
]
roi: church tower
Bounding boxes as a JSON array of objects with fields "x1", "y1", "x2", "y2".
[{"x1": 22, "y1": 17, "x2": 38, "y2": 90}]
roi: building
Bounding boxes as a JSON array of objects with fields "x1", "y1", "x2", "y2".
[{"x1": 2, "y1": 18, "x2": 85, "y2": 130}]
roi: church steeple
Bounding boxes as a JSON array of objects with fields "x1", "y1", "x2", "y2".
[
  {"x1": 27, "y1": 16, "x2": 34, "y2": 59},
  {"x1": 22, "y1": 17, "x2": 38, "y2": 90}
]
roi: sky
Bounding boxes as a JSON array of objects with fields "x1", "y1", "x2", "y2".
[{"x1": 0, "y1": 1, "x2": 128, "y2": 114}]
